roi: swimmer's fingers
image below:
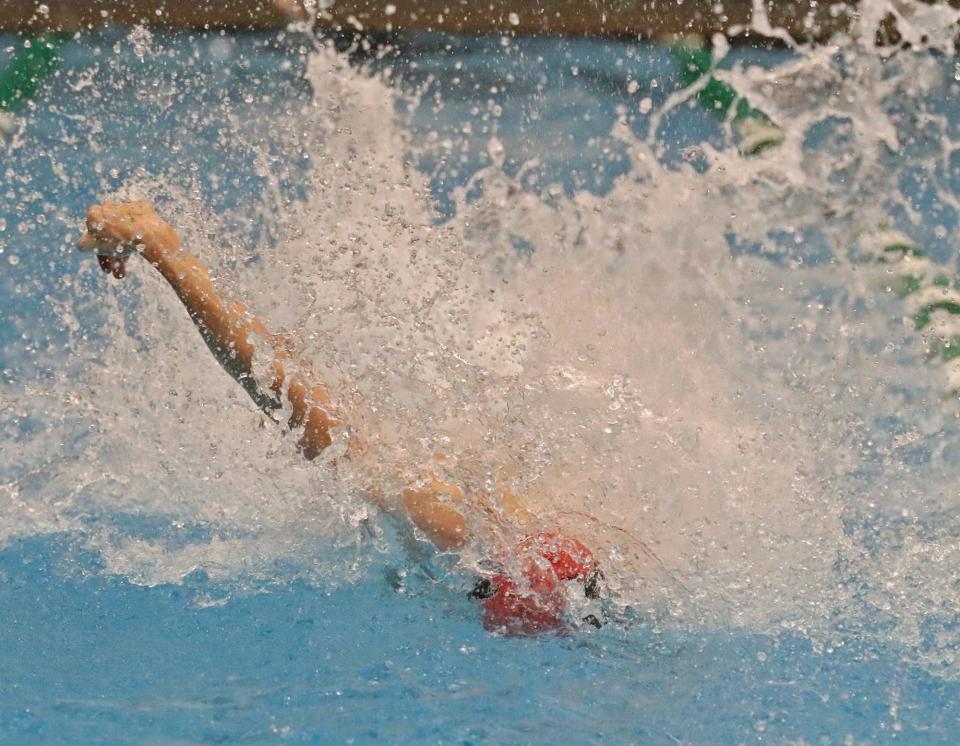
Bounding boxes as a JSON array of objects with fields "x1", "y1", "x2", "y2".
[
  {"x1": 77, "y1": 228, "x2": 132, "y2": 280},
  {"x1": 76, "y1": 229, "x2": 125, "y2": 256}
]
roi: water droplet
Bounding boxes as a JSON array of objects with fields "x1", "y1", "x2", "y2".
[{"x1": 508, "y1": 12, "x2": 520, "y2": 26}]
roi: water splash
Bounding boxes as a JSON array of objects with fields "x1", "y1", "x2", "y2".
[{"x1": 3, "y1": 0, "x2": 960, "y2": 674}]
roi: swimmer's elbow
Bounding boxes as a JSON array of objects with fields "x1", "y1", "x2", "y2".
[
  {"x1": 402, "y1": 487, "x2": 468, "y2": 551},
  {"x1": 296, "y1": 405, "x2": 338, "y2": 460}
]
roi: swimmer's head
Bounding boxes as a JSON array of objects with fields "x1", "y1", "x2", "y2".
[
  {"x1": 518, "y1": 531, "x2": 601, "y2": 586},
  {"x1": 468, "y1": 531, "x2": 605, "y2": 635},
  {"x1": 468, "y1": 559, "x2": 565, "y2": 635}
]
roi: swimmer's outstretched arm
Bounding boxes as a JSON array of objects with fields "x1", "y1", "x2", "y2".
[
  {"x1": 78, "y1": 201, "x2": 472, "y2": 549},
  {"x1": 79, "y1": 201, "x2": 338, "y2": 458}
]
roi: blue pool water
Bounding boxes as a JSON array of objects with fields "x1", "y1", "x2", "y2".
[
  {"x1": 5, "y1": 532, "x2": 960, "y2": 744},
  {"x1": 3, "y1": 24, "x2": 960, "y2": 744}
]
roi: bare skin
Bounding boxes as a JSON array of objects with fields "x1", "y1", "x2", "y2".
[{"x1": 78, "y1": 200, "x2": 537, "y2": 552}]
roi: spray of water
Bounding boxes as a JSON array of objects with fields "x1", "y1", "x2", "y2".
[{"x1": 3, "y1": 0, "x2": 960, "y2": 671}]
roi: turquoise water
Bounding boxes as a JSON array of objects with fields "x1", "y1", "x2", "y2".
[
  {"x1": 3, "y1": 24, "x2": 960, "y2": 743},
  {"x1": 4, "y1": 533, "x2": 960, "y2": 743}
]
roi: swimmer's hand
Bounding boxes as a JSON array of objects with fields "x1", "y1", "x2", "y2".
[{"x1": 78, "y1": 200, "x2": 180, "y2": 279}]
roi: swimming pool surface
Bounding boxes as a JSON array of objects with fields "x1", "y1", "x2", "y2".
[{"x1": 3, "y1": 23, "x2": 960, "y2": 744}]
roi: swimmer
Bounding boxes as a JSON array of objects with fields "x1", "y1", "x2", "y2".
[{"x1": 78, "y1": 200, "x2": 611, "y2": 634}]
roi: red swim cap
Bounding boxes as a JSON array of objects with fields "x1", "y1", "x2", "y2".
[
  {"x1": 517, "y1": 531, "x2": 596, "y2": 582},
  {"x1": 470, "y1": 531, "x2": 600, "y2": 635}
]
